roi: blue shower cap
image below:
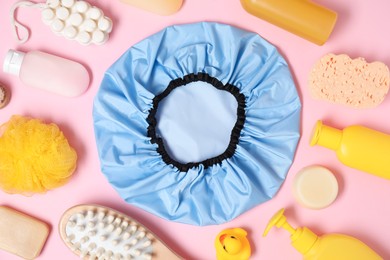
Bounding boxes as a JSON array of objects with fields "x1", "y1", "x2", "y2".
[{"x1": 93, "y1": 22, "x2": 301, "y2": 226}]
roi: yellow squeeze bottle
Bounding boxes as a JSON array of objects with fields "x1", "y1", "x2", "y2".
[
  {"x1": 263, "y1": 209, "x2": 382, "y2": 260},
  {"x1": 310, "y1": 120, "x2": 390, "y2": 180},
  {"x1": 240, "y1": 0, "x2": 337, "y2": 45}
]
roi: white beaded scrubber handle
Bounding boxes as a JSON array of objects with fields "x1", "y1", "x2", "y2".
[{"x1": 10, "y1": 0, "x2": 113, "y2": 45}]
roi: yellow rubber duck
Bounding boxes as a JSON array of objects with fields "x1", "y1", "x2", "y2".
[{"x1": 215, "y1": 228, "x2": 251, "y2": 260}]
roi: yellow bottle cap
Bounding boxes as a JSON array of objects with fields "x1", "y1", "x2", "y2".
[
  {"x1": 310, "y1": 120, "x2": 342, "y2": 150},
  {"x1": 264, "y1": 208, "x2": 319, "y2": 255},
  {"x1": 263, "y1": 209, "x2": 294, "y2": 236}
]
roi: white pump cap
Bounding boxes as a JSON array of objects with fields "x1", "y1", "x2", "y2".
[{"x1": 3, "y1": 49, "x2": 26, "y2": 76}]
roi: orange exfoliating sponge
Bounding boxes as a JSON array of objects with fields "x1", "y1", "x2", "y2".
[
  {"x1": 308, "y1": 53, "x2": 390, "y2": 108},
  {"x1": 0, "y1": 115, "x2": 77, "y2": 195}
]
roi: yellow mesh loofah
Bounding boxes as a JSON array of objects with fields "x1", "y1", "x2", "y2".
[{"x1": 0, "y1": 115, "x2": 77, "y2": 194}]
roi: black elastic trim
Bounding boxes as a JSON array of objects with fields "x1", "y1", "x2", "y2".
[{"x1": 146, "y1": 73, "x2": 246, "y2": 172}]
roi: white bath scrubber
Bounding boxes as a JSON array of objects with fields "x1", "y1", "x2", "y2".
[{"x1": 11, "y1": 0, "x2": 113, "y2": 45}]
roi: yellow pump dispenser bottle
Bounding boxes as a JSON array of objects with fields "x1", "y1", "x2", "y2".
[
  {"x1": 310, "y1": 120, "x2": 390, "y2": 180},
  {"x1": 240, "y1": 0, "x2": 337, "y2": 45},
  {"x1": 263, "y1": 209, "x2": 382, "y2": 260}
]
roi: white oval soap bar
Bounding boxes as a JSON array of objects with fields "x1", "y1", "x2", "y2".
[{"x1": 293, "y1": 166, "x2": 338, "y2": 209}]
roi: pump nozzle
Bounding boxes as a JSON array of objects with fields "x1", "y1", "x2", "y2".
[
  {"x1": 263, "y1": 208, "x2": 297, "y2": 237},
  {"x1": 263, "y1": 208, "x2": 319, "y2": 255}
]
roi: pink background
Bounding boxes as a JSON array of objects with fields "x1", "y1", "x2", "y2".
[{"x1": 1, "y1": 0, "x2": 390, "y2": 259}]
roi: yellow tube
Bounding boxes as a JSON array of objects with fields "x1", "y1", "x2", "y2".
[
  {"x1": 119, "y1": 0, "x2": 183, "y2": 16},
  {"x1": 240, "y1": 0, "x2": 337, "y2": 45},
  {"x1": 310, "y1": 120, "x2": 390, "y2": 180}
]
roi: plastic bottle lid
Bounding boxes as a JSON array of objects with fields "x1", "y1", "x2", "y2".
[
  {"x1": 263, "y1": 208, "x2": 296, "y2": 237},
  {"x1": 263, "y1": 208, "x2": 319, "y2": 255},
  {"x1": 310, "y1": 120, "x2": 342, "y2": 150},
  {"x1": 3, "y1": 50, "x2": 25, "y2": 76},
  {"x1": 293, "y1": 166, "x2": 339, "y2": 209}
]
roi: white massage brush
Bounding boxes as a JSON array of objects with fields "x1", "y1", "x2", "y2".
[{"x1": 59, "y1": 205, "x2": 181, "y2": 260}]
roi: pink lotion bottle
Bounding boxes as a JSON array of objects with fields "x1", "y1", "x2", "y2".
[{"x1": 3, "y1": 50, "x2": 89, "y2": 97}]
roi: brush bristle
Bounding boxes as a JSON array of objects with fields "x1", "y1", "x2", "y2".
[{"x1": 64, "y1": 208, "x2": 153, "y2": 260}]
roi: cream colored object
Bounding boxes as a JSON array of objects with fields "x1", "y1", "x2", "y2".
[
  {"x1": 293, "y1": 166, "x2": 338, "y2": 209},
  {"x1": 42, "y1": 0, "x2": 113, "y2": 45},
  {"x1": 120, "y1": 0, "x2": 183, "y2": 15},
  {"x1": 0, "y1": 206, "x2": 50, "y2": 259},
  {"x1": 59, "y1": 204, "x2": 181, "y2": 259},
  {"x1": 309, "y1": 53, "x2": 390, "y2": 108}
]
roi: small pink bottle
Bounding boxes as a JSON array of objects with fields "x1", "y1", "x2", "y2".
[{"x1": 3, "y1": 49, "x2": 89, "y2": 97}]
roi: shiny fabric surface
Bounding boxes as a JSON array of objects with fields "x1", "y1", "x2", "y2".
[{"x1": 93, "y1": 22, "x2": 301, "y2": 225}]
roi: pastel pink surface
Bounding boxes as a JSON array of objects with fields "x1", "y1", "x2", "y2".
[{"x1": 1, "y1": 0, "x2": 390, "y2": 259}]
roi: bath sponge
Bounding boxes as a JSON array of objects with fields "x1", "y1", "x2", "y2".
[
  {"x1": 0, "y1": 115, "x2": 77, "y2": 195},
  {"x1": 308, "y1": 53, "x2": 389, "y2": 108}
]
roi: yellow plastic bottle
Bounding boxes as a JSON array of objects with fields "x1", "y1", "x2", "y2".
[
  {"x1": 263, "y1": 209, "x2": 382, "y2": 260},
  {"x1": 240, "y1": 0, "x2": 337, "y2": 45},
  {"x1": 310, "y1": 120, "x2": 390, "y2": 180},
  {"x1": 119, "y1": 0, "x2": 183, "y2": 16}
]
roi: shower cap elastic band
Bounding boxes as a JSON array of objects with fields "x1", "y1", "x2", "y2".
[{"x1": 93, "y1": 22, "x2": 301, "y2": 225}]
